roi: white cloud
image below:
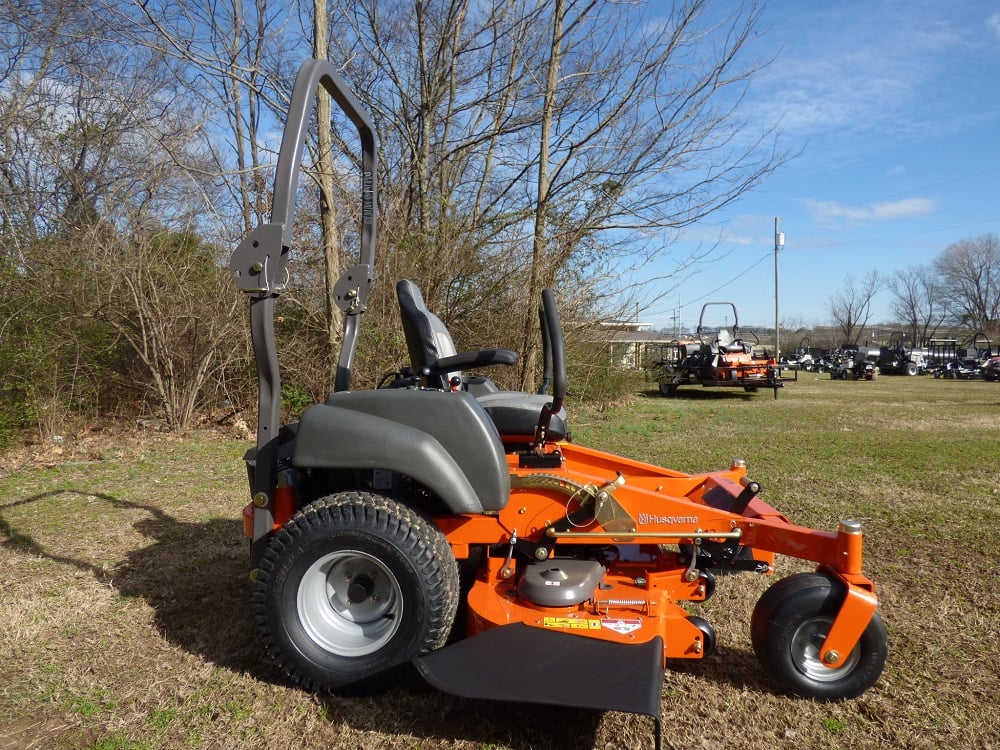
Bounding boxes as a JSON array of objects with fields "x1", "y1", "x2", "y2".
[
  {"x1": 988, "y1": 14, "x2": 1000, "y2": 42},
  {"x1": 804, "y1": 197, "x2": 935, "y2": 227},
  {"x1": 749, "y1": 2, "x2": 994, "y2": 150}
]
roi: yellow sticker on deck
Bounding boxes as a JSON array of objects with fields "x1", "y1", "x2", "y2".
[{"x1": 542, "y1": 617, "x2": 602, "y2": 630}]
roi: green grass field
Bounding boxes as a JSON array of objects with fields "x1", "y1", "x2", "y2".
[{"x1": 1, "y1": 372, "x2": 998, "y2": 749}]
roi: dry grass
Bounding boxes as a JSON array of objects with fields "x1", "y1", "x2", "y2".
[{"x1": 1, "y1": 374, "x2": 999, "y2": 749}]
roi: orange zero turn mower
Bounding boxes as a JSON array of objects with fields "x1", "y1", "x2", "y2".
[{"x1": 231, "y1": 60, "x2": 887, "y2": 750}]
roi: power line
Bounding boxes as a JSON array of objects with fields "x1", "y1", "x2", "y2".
[{"x1": 647, "y1": 249, "x2": 772, "y2": 316}]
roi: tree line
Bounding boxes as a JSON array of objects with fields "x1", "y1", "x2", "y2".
[
  {"x1": 827, "y1": 233, "x2": 1000, "y2": 347},
  {"x1": 1, "y1": 0, "x2": 783, "y2": 441}
]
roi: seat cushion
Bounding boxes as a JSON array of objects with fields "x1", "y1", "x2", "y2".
[{"x1": 476, "y1": 392, "x2": 567, "y2": 442}]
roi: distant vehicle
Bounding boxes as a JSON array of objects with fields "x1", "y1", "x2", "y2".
[
  {"x1": 781, "y1": 336, "x2": 816, "y2": 371},
  {"x1": 983, "y1": 353, "x2": 1000, "y2": 381},
  {"x1": 829, "y1": 345, "x2": 879, "y2": 381},
  {"x1": 931, "y1": 333, "x2": 992, "y2": 380},
  {"x1": 925, "y1": 338, "x2": 959, "y2": 377},
  {"x1": 653, "y1": 302, "x2": 792, "y2": 397},
  {"x1": 877, "y1": 332, "x2": 929, "y2": 376}
]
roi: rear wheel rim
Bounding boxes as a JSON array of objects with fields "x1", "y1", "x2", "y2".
[
  {"x1": 297, "y1": 550, "x2": 403, "y2": 657},
  {"x1": 790, "y1": 615, "x2": 860, "y2": 682}
]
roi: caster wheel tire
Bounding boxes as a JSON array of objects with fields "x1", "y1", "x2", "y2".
[
  {"x1": 698, "y1": 570, "x2": 717, "y2": 601},
  {"x1": 687, "y1": 615, "x2": 717, "y2": 656},
  {"x1": 750, "y1": 572, "x2": 887, "y2": 700},
  {"x1": 254, "y1": 492, "x2": 459, "y2": 692}
]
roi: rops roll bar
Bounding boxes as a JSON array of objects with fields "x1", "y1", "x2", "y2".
[{"x1": 230, "y1": 60, "x2": 377, "y2": 565}]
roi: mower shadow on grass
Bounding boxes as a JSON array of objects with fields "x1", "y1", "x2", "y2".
[
  {"x1": 2, "y1": 489, "x2": 607, "y2": 749},
  {"x1": 1, "y1": 488, "x2": 264, "y2": 677},
  {"x1": 639, "y1": 388, "x2": 761, "y2": 401},
  {"x1": 666, "y1": 648, "x2": 778, "y2": 694},
  {"x1": 323, "y1": 685, "x2": 605, "y2": 750}
]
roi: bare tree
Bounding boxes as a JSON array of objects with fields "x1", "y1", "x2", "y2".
[
  {"x1": 91, "y1": 225, "x2": 244, "y2": 429},
  {"x1": 506, "y1": 0, "x2": 780, "y2": 384},
  {"x1": 311, "y1": 0, "x2": 347, "y2": 371},
  {"x1": 101, "y1": 0, "x2": 305, "y2": 239},
  {"x1": 328, "y1": 0, "x2": 544, "y2": 290},
  {"x1": 330, "y1": 0, "x2": 781, "y2": 387},
  {"x1": 887, "y1": 266, "x2": 946, "y2": 345},
  {"x1": 933, "y1": 234, "x2": 1000, "y2": 338},
  {"x1": 829, "y1": 271, "x2": 882, "y2": 345},
  {"x1": 522, "y1": 0, "x2": 567, "y2": 387},
  {"x1": 0, "y1": 14, "x2": 246, "y2": 431},
  {"x1": 0, "y1": 0, "x2": 100, "y2": 246},
  {"x1": 108, "y1": 0, "x2": 367, "y2": 385}
]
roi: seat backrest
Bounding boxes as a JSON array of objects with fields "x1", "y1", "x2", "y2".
[
  {"x1": 715, "y1": 328, "x2": 733, "y2": 350},
  {"x1": 397, "y1": 279, "x2": 459, "y2": 389},
  {"x1": 395, "y1": 279, "x2": 568, "y2": 446}
]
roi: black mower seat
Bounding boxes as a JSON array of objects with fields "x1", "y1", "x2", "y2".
[{"x1": 396, "y1": 279, "x2": 567, "y2": 443}]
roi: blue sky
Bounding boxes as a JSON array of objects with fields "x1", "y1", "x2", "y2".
[{"x1": 641, "y1": 0, "x2": 1000, "y2": 335}]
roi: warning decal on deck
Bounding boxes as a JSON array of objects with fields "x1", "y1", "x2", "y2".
[
  {"x1": 601, "y1": 618, "x2": 643, "y2": 635},
  {"x1": 542, "y1": 617, "x2": 602, "y2": 630}
]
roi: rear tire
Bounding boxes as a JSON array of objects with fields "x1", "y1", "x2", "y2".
[
  {"x1": 254, "y1": 492, "x2": 459, "y2": 692},
  {"x1": 750, "y1": 573, "x2": 887, "y2": 700}
]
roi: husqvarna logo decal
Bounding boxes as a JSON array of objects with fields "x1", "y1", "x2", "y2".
[{"x1": 638, "y1": 513, "x2": 699, "y2": 525}]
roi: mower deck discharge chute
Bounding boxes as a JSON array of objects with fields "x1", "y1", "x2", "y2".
[{"x1": 231, "y1": 61, "x2": 887, "y2": 749}]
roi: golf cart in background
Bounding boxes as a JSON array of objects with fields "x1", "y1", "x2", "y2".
[
  {"x1": 781, "y1": 336, "x2": 816, "y2": 372},
  {"x1": 877, "y1": 332, "x2": 929, "y2": 376}
]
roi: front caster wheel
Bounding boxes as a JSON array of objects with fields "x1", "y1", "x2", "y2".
[
  {"x1": 254, "y1": 492, "x2": 459, "y2": 692},
  {"x1": 750, "y1": 573, "x2": 887, "y2": 700},
  {"x1": 686, "y1": 615, "x2": 717, "y2": 656}
]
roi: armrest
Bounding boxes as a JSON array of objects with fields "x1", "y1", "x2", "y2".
[{"x1": 423, "y1": 349, "x2": 518, "y2": 376}]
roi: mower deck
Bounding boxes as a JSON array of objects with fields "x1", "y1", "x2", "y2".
[{"x1": 432, "y1": 443, "x2": 876, "y2": 672}]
